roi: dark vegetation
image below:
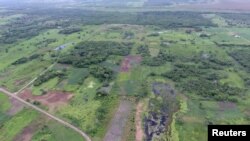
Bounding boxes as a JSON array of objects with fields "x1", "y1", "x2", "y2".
[
  {"x1": 59, "y1": 41, "x2": 132, "y2": 68},
  {"x1": 214, "y1": 42, "x2": 250, "y2": 47},
  {"x1": 58, "y1": 41, "x2": 130, "y2": 84},
  {"x1": 0, "y1": 15, "x2": 68, "y2": 44},
  {"x1": 88, "y1": 95, "x2": 118, "y2": 136},
  {"x1": 193, "y1": 53, "x2": 232, "y2": 70},
  {"x1": 219, "y1": 13, "x2": 250, "y2": 27},
  {"x1": 34, "y1": 38, "x2": 58, "y2": 48},
  {"x1": 145, "y1": 82, "x2": 178, "y2": 141},
  {"x1": 137, "y1": 45, "x2": 174, "y2": 66},
  {"x1": 89, "y1": 66, "x2": 115, "y2": 83},
  {"x1": 0, "y1": 112, "x2": 9, "y2": 128},
  {"x1": 0, "y1": 8, "x2": 215, "y2": 45},
  {"x1": 34, "y1": 70, "x2": 65, "y2": 86},
  {"x1": 162, "y1": 63, "x2": 243, "y2": 101},
  {"x1": 245, "y1": 78, "x2": 250, "y2": 87},
  {"x1": 229, "y1": 49, "x2": 250, "y2": 72},
  {"x1": 25, "y1": 9, "x2": 215, "y2": 28},
  {"x1": 59, "y1": 27, "x2": 82, "y2": 35},
  {"x1": 12, "y1": 54, "x2": 41, "y2": 65}
]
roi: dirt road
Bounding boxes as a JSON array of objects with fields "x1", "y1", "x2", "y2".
[
  {"x1": 103, "y1": 100, "x2": 132, "y2": 141},
  {"x1": 135, "y1": 102, "x2": 144, "y2": 141},
  {"x1": 0, "y1": 88, "x2": 91, "y2": 141}
]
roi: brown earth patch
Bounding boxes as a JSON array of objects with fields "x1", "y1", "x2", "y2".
[
  {"x1": 218, "y1": 101, "x2": 236, "y2": 111},
  {"x1": 19, "y1": 89, "x2": 73, "y2": 113},
  {"x1": 120, "y1": 55, "x2": 142, "y2": 72},
  {"x1": 135, "y1": 102, "x2": 144, "y2": 141},
  {"x1": 6, "y1": 97, "x2": 25, "y2": 116}
]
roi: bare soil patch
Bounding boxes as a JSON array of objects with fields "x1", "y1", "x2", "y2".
[
  {"x1": 104, "y1": 100, "x2": 132, "y2": 141},
  {"x1": 19, "y1": 89, "x2": 73, "y2": 112},
  {"x1": 120, "y1": 55, "x2": 142, "y2": 72}
]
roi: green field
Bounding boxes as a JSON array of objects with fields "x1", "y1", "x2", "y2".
[
  {"x1": 0, "y1": 109, "x2": 38, "y2": 141},
  {"x1": 32, "y1": 121, "x2": 85, "y2": 141}
]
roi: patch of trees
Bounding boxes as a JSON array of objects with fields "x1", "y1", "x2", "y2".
[
  {"x1": 198, "y1": 59, "x2": 231, "y2": 70},
  {"x1": 25, "y1": 9, "x2": 216, "y2": 29},
  {"x1": 219, "y1": 13, "x2": 250, "y2": 27},
  {"x1": 143, "y1": 50, "x2": 174, "y2": 66},
  {"x1": 0, "y1": 8, "x2": 216, "y2": 44},
  {"x1": 0, "y1": 15, "x2": 64, "y2": 44},
  {"x1": 33, "y1": 101, "x2": 41, "y2": 106},
  {"x1": 33, "y1": 70, "x2": 65, "y2": 86},
  {"x1": 123, "y1": 31, "x2": 134, "y2": 39},
  {"x1": 58, "y1": 41, "x2": 132, "y2": 68},
  {"x1": 137, "y1": 45, "x2": 151, "y2": 57},
  {"x1": 90, "y1": 95, "x2": 118, "y2": 136},
  {"x1": 147, "y1": 33, "x2": 160, "y2": 37},
  {"x1": 58, "y1": 27, "x2": 82, "y2": 34},
  {"x1": 162, "y1": 63, "x2": 243, "y2": 101},
  {"x1": 137, "y1": 45, "x2": 174, "y2": 66},
  {"x1": 96, "y1": 83, "x2": 113, "y2": 97},
  {"x1": 12, "y1": 54, "x2": 41, "y2": 65},
  {"x1": 244, "y1": 78, "x2": 250, "y2": 87},
  {"x1": 199, "y1": 33, "x2": 210, "y2": 38},
  {"x1": 191, "y1": 53, "x2": 232, "y2": 70},
  {"x1": 182, "y1": 79, "x2": 242, "y2": 101},
  {"x1": 229, "y1": 49, "x2": 250, "y2": 72},
  {"x1": 214, "y1": 42, "x2": 250, "y2": 48},
  {"x1": 136, "y1": 83, "x2": 149, "y2": 98},
  {"x1": 35, "y1": 38, "x2": 57, "y2": 48},
  {"x1": 162, "y1": 63, "x2": 207, "y2": 81},
  {"x1": 89, "y1": 66, "x2": 114, "y2": 82}
]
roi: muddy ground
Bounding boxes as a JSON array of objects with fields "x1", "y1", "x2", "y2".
[
  {"x1": 19, "y1": 89, "x2": 73, "y2": 112},
  {"x1": 120, "y1": 55, "x2": 142, "y2": 72},
  {"x1": 144, "y1": 82, "x2": 178, "y2": 141},
  {"x1": 136, "y1": 102, "x2": 144, "y2": 141}
]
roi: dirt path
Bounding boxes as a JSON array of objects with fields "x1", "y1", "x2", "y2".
[
  {"x1": 104, "y1": 100, "x2": 132, "y2": 141},
  {"x1": 0, "y1": 88, "x2": 91, "y2": 141},
  {"x1": 15, "y1": 63, "x2": 56, "y2": 95},
  {"x1": 135, "y1": 102, "x2": 144, "y2": 141}
]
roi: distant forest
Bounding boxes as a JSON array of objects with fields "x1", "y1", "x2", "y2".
[{"x1": 0, "y1": 9, "x2": 216, "y2": 44}]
